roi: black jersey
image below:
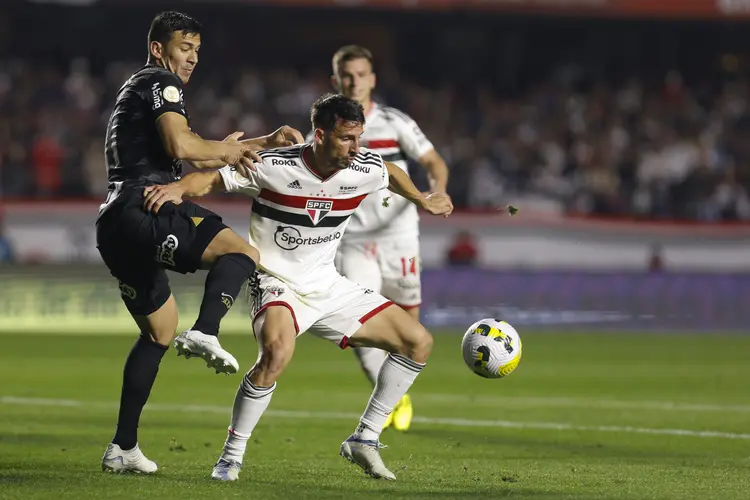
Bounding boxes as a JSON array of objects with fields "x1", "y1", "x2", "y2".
[{"x1": 104, "y1": 64, "x2": 190, "y2": 190}]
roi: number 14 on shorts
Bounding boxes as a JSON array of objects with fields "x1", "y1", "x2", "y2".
[{"x1": 400, "y1": 257, "x2": 417, "y2": 277}]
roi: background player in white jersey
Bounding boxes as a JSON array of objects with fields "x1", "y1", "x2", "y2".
[
  {"x1": 323, "y1": 45, "x2": 450, "y2": 431},
  {"x1": 143, "y1": 94, "x2": 453, "y2": 481}
]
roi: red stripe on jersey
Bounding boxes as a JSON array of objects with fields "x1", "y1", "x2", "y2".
[
  {"x1": 366, "y1": 139, "x2": 399, "y2": 149},
  {"x1": 259, "y1": 189, "x2": 366, "y2": 211}
]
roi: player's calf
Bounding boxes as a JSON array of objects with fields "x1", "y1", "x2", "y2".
[
  {"x1": 176, "y1": 228, "x2": 259, "y2": 374},
  {"x1": 212, "y1": 306, "x2": 296, "y2": 476},
  {"x1": 340, "y1": 306, "x2": 433, "y2": 479}
]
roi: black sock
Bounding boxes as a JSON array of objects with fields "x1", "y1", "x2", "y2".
[
  {"x1": 193, "y1": 253, "x2": 256, "y2": 336},
  {"x1": 112, "y1": 334, "x2": 168, "y2": 450}
]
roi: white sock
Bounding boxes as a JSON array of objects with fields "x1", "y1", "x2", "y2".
[
  {"x1": 221, "y1": 373, "x2": 276, "y2": 463},
  {"x1": 354, "y1": 346, "x2": 388, "y2": 386},
  {"x1": 354, "y1": 353, "x2": 424, "y2": 441}
]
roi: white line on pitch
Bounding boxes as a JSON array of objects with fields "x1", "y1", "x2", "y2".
[{"x1": 1, "y1": 396, "x2": 748, "y2": 440}]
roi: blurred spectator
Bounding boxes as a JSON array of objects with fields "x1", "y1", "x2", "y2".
[
  {"x1": 446, "y1": 231, "x2": 479, "y2": 267},
  {"x1": 647, "y1": 243, "x2": 664, "y2": 273},
  {"x1": 0, "y1": 218, "x2": 14, "y2": 264},
  {"x1": 1, "y1": 11, "x2": 750, "y2": 223}
]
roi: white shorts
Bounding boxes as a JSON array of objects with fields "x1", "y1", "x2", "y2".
[
  {"x1": 335, "y1": 236, "x2": 421, "y2": 308},
  {"x1": 248, "y1": 271, "x2": 393, "y2": 348}
]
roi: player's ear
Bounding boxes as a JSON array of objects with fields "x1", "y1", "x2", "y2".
[
  {"x1": 314, "y1": 128, "x2": 325, "y2": 145},
  {"x1": 149, "y1": 41, "x2": 163, "y2": 61},
  {"x1": 330, "y1": 74, "x2": 339, "y2": 91},
  {"x1": 371, "y1": 72, "x2": 377, "y2": 89}
]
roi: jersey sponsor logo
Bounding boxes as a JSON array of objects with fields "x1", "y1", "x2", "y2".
[
  {"x1": 349, "y1": 164, "x2": 370, "y2": 174},
  {"x1": 155, "y1": 234, "x2": 179, "y2": 266},
  {"x1": 151, "y1": 82, "x2": 163, "y2": 110},
  {"x1": 272, "y1": 159, "x2": 296, "y2": 166},
  {"x1": 273, "y1": 225, "x2": 341, "y2": 251},
  {"x1": 305, "y1": 199, "x2": 333, "y2": 225},
  {"x1": 339, "y1": 185, "x2": 357, "y2": 194},
  {"x1": 287, "y1": 179, "x2": 302, "y2": 189},
  {"x1": 163, "y1": 85, "x2": 181, "y2": 103}
]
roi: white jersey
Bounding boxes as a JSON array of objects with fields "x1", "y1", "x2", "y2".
[
  {"x1": 218, "y1": 144, "x2": 390, "y2": 295},
  {"x1": 307, "y1": 103, "x2": 434, "y2": 241}
]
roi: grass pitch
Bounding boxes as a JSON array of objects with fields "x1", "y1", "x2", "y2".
[{"x1": 1, "y1": 331, "x2": 749, "y2": 499}]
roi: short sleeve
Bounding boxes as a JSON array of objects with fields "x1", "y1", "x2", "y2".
[
  {"x1": 218, "y1": 165, "x2": 262, "y2": 197},
  {"x1": 149, "y1": 71, "x2": 187, "y2": 121},
  {"x1": 395, "y1": 112, "x2": 434, "y2": 160},
  {"x1": 357, "y1": 149, "x2": 390, "y2": 193}
]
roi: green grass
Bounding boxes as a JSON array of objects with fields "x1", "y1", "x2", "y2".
[{"x1": 1, "y1": 331, "x2": 749, "y2": 499}]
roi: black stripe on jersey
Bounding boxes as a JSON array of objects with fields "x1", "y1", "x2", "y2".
[
  {"x1": 382, "y1": 152, "x2": 406, "y2": 163},
  {"x1": 356, "y1": 158, "x2": 384, "y2": 168},
  {"x1": 355, "y1": 152, "x2": 384, "y2": 164},
  {"x1": 259, "y1": 151, "x2": 301, "y2": 159},
  {"x1": 252, "y1": 200, "x2": 350, "y2": 228}
]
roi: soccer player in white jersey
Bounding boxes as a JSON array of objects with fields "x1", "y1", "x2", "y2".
[
  {"x1": 143, "y1": 94, "x2": 453, "y2": 481},
  {"x1": 314, "y1": 45, "x2": 450, "y2": 432}
]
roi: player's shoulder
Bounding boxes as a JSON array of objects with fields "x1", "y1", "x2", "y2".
[
  {"x1": 257, "y1": 144, "x2": 305, "y2": 169},
  {"x1": 129, "y1": 65, "x2": 181, "y2": 87},
  {"x1": 378, "y1": 104, "x2": 414, "y2": 124},
  {"x1": 258, "y1": 144, "x2": 305, "y2": 158},
  {"x1": 258, "y1": 144, "x2": 305, "y2": 162},
  {"x1": 354, "y1": 147, "x2": 385, "y2": 167}
]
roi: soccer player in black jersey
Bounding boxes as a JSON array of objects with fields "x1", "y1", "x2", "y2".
[{"x1": 97, "y1": 11, "x2": 303, "y2": 473}]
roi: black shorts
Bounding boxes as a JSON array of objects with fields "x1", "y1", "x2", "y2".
[{"x1": 96, "y1": 191, "x2": 228, "y2": 316}]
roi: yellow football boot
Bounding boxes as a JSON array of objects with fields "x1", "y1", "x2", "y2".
[
  {"x1": 383, "y1": 411, "x2": 394, "y2": 430},
  {"x1": 392, "y1": 394, "x2": 413, "y2": 432}
]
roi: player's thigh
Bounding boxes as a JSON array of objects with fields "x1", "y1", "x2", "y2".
[
  {"x1": 151, "y1": 200, "x2": 231, "y2": 274},
  {"x1": 99, "y1": 248, "x2": 177, "y2": 345},
  {"x1": 379, "y1": 238, "x2": 422, "y2": 308},
  {"x1": 348, "y1": 301, "x2": 433, "y2": 363},
  {"x1": 335, "y1": 241, "x2": 383, "y2": 293},
  {"x1": 307, "y1": 277, "x2": 423, "y2": 355}
]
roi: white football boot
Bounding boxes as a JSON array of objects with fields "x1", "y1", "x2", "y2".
[
  {"x1": 101, "y1": 443, "x2": 158, "y2": 474},
  {"x1": 174, "y1": 330, "x2": 239, "y2": 374},
  {"x1": 340, "y1": 436, "x2": 396, "y2": 480},
  {"x1": 211, "y1": 457, "x2": 242, "y2": 481}
]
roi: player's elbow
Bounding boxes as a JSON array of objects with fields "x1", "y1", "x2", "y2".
[{"x1": 164, "y1": 140, "x2": 188, "y2": 160}]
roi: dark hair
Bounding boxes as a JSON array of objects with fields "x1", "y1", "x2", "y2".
[
  {"x1": 148, "y1": 11, "x2": 202, "y2": 48},
  {"x1": 332, "y1": 45, "x2": 374, "y2": 73},
  {"x1": 310, "y1": 93, "x2": 365, "y2": 131}
]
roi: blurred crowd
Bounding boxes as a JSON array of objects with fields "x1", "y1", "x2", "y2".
[{"x1": 2, "y1": 57, "x2": 750, "y2": 221}]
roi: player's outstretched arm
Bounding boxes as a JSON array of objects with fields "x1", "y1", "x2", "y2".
[
  {"x1": 156, "y1": 113, "x2": 259, "y2": 172},
  {"x1": 417, "y1": 149, "x2": 450, "y2": 194},
  {"x1": 190, "y1": 126, "x2": 305, "y2": 170},
  {"x1": 385, "y1": 161, "x2": 453, "y2": 217},
  {"x1": 142, "y1": 171, "x2": 223, "y2": 214}
]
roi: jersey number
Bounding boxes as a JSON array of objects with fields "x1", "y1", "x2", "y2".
[{"x1": 400, "y1": 257, "x2": 417, "y2": 277}]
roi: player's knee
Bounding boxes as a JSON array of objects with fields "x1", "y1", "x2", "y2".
[
  {"x1": 398, "y1": 324, "x2": 432, "y2": 364},
  {"x1": 235, "y1": 244, "x2": 260, "y2": 266},
  {"x1": 254, "y1": 338, "x2": 294, "y2": 383}
]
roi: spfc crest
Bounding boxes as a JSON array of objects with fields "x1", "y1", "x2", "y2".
[{"x1": 305, "y1": 199, "x2": 333, "y2": 225}]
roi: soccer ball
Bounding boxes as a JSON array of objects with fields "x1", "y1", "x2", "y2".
[{"x1": 461, "y1": 319, "x2": 522, "y2": 379}]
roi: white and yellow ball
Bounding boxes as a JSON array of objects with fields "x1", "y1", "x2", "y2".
[{"x1": 461, "y1": 319, "x2": 522, "y2": 379}]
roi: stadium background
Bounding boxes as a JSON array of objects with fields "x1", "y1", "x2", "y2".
[
  {"x1": 2, "y1": 0, "x2": 750, "y2": 333},
  {"x1": 1, "y1": 2, "x2": 750, "y2": 499}
]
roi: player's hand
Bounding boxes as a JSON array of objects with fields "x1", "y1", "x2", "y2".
[
  {"x1": 265, "y1": 125, "x2": 305, "y2": 148},
  {"x1": 421, "y1": 192, "x2": 454, "y2": 217},
  {"x1": 143, "y1": 183, "x2": 185, "y2": 214},
  {"x1": 222, "y1": 132, "x2": 262, "y2": 177}
]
